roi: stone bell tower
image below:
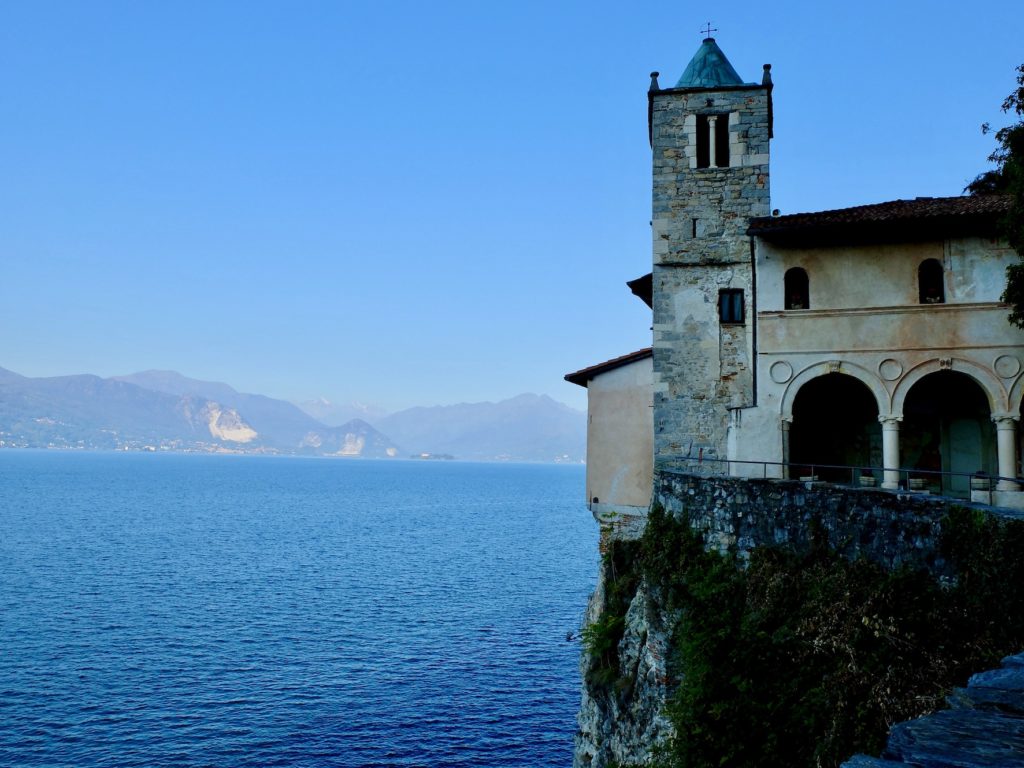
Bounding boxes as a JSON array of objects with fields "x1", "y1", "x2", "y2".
[{"x1": 649, "y1": 35, "x2": 772, "y2": 468}]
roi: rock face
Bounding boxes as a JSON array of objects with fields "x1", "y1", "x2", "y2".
[
  {"x1": 575, "y1": 513, "x2": 674, "y2": 768},
  {"x1": 575, "y1": 576, "x2": 674, "y2": 767},
  {"x1": 574, "y1": 471, "x2": 1024, "y2": 768},
  {"x1": 843, "y1": 653, "x2": 1024, "y2": 768}
]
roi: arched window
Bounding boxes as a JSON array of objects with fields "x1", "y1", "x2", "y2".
[
  {"x1": 784, "y1": 267, "x2": 809, "y2": 309},
  {"x1": 919, "y1": 259, "x2": 945, "y2": 304}
]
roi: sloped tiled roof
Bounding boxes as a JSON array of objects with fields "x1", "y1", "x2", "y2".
[
  {"x1": 565, "y1": 348, "x2": 653, "y2": 388},
  {"x1": 749, "y1": 195, "x2": 1011, "y2": 245}
]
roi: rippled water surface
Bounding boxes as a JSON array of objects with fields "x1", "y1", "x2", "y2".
[{"x1": 0, "y1": 452, "x2": 596, "y2": 767}]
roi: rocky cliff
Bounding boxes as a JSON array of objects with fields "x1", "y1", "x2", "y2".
[{"x1": 573, "y1": 472, "x2": 1024, "y2": 768}]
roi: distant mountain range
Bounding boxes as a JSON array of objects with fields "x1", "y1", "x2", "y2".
[
  {"x1": 376, "y1": 394, "x2": 585, "y2": 462},
  {"x1": 0, "y1": 367, "x2": 585, "y2": 462},
  {"x1": 0, "y1": 367, "x2": 398, "y2": 457},
  {"x1": 295, "y1": 397, "x2": 389, "y2": 427}
]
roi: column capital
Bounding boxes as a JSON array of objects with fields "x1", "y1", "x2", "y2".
[
  {"x1": 780, "y1": 415, "x2": 793, "y2": 426},
  {"x1": 878, "y1": 415, "x2": 903, "y2": 426},
  {"x1": 992, "y1": 413, "x2": 1020, "y2": 427}
]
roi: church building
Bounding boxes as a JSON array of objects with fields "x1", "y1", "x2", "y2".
[{"x1": 567, "y1": 37, "x2": 1022, "y2": 512}]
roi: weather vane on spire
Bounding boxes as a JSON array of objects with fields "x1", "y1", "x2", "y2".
[{"x1": 701, "y1": 22, "x2": 718, "y2": 39}]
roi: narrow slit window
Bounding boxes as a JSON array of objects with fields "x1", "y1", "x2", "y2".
[
  {"x1": 715, "y1": 114, "x2": 730, "y2": 167},
  {"x1": 719, "y1": 289, "x2": 745, "y2": 324},
  {"x1": 785, "y1": 267, "x2": 809, "y2": 309},
  {"x1": 918, "y1": 259, "x2": 945, "y2": 304},
  {"x1": 696, "y1": 116, "x2": 710, "y2": 168}
]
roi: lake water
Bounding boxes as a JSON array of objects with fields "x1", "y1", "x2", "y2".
[{"x1": 0, "y1": 452, "x2": 597, "y2": 767}]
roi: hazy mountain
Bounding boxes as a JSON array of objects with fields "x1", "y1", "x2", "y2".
[
  {"x1": 375, "y1": 394, "x2": 586, "y2": 462},
  {"x1": 115, "y1": 370, "x2": 326, "y2": 445},
  {"x1": 0, "y1": 368, "x2": 259, "y2": 450},
  {"x1": 295, "y1": 397, "x2": 390, "y2": 427},
  {"x1": 0, "y1": 367, "x2": 400, "y2": 457},
  {"x1": 1, "y1": 367, "x2": 584, "y2": 461}
]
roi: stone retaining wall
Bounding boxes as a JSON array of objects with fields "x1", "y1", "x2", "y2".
[{"x1": 655, "y1": 470, "x2": 1023, "y2": 574}]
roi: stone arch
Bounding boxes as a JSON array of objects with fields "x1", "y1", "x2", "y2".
[
  {"x1": 780, "y1": 360, "x2": 890, "y2": 421},
  {"x1": 900, "y1": 368, "x2": 998, "y2": 497},
  {"x1": 789, "y1": 372, "x2": 882, "y2": 481},
  {"x1": 892, "y1": 358, "x2": 1008, "y2": 419}
]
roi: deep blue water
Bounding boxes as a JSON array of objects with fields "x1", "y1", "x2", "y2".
[{"x1": 0, "y1": 452, "x2": 597, "y2": 767}]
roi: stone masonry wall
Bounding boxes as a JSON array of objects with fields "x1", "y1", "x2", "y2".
[
  {"x1": 654, "y1": 471, "x2": 1024, "y2": 575},
  {"x1": 651, "y1": 85, "x2": 770, "y2": 468}
]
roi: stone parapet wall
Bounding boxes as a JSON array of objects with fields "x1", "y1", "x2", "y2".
[{"x1": 654, "y1": 470, "x2": 1022, "y2": 573}]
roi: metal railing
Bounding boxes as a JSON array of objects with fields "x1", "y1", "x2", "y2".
[{"x1": 660, "y1": 455, "x2": 1023, "y2": 501}]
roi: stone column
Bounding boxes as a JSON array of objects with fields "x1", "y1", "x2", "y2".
[
  {"x1": 780, "y1": 417, "x2": 792, "y2": 479},
  {"x1": 993, "y1": 415, "x2": 1020, "y2": 491},
  {"x1": 708, "y1": 115, "x2": 718, "y2": 168},
  {"x1": 879, "y1": 416, "x2": 902, "y2": 490}
]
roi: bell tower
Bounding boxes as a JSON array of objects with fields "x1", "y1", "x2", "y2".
[{"x1": 649, "y1": 36, "x2": 772, "y2": 467}]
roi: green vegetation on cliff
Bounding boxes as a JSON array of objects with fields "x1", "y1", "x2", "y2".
[{"x1": 584, "y1": 504, "x2": 1024, "y2": 768}]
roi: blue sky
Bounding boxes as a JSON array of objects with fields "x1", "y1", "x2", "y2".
[{"x1": 1, "y1": 1, "x2": 1021, "y2": 412}]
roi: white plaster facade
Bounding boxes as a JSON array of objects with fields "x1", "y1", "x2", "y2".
[
  {"x1": 566, "y1": 351, "x2": 653, "y2": 516},
  {"x1": 732, "y1": 231, "x2": 1024, "y2": 497}
]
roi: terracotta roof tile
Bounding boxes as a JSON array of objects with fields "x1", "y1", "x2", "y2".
[
  {"x1": 565, "y1": 348, "x2": 653, "y2": 387},
  {"x1": 748, "y1": 195, "x2": 1011, "y2": 244}
]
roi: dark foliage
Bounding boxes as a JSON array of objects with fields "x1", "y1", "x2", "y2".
[
  {"x1": 600, "y1": 503, "x2": 1024, "y2": 768},
  {"x1": 582, "y1": 537, "x2": 642, "y2": 691},
  {"x1": 966, "y1": 64, "x2": 1024, "y2": 326}
]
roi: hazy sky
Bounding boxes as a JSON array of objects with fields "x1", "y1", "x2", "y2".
[{"x1": 2, "y1": 1, "x2": 1021, "y2": 412}]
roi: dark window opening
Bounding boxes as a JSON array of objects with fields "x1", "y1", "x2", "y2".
[
  {"x1": 785, "y1": 267, "x2": 809, "y2": 309},
  {"x1": 719, "y1": 289, "x2": 744, "y2": 324},
  {"x1": 692, "y1": 218, "x2": 698, "y2": 238},
  {"x1": 696, "y1": 116, "x2": 709, "y2": 168},
  {"x1": 695, "y1": 114, "x2": 730, "y2": 168},
  {"x1": 919, "y1": 259, "x2": 945, "y2": 304},
  {"x1": 715, "y1": 115, "x2": 729, "y2": 167}
]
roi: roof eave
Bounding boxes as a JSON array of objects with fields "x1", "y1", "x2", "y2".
[
  {"x1": 565, "y1": 348, "x2": 654, "y2": 388},
  {"x1": 652, "y1": 83, "x2": 765, "y2": 96},
  {"x1": 749, "y1": 214, "x2": 1005, "y2": 247}
]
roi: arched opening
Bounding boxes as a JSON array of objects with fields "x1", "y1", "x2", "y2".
[
  {"x1": 785, "y1": 267, "x2": 809, "y2": 309},
  {"x1": 918, "y1": 258, "x2": 945, "y2": 304},
  {"x1": 902, "y1": 371, "x2": 994, "y2": 497},
  {"x1": 790, "y1": 373, "x2": 881, "y2": 481}
]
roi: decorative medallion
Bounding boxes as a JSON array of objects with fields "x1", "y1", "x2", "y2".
[
  {"x1": 769, "y1": 361, "x2": 793, "y2": 384},
  {"x1": 878, "y1": 358, "x2": 903, "y2": 381},
  {"x1": 827, "y1": 360, "x2": 841, "y2": 374},
  {"x1": 994, "y1": 354, "x2": 1021, "y2": 379}
]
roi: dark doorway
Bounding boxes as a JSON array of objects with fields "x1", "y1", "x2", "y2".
[
  {"x1": 902, "y1": 371, "x2": 993, "y2": 497},
  {"x1": 790, "y1": 373, "x2": 881, "y2": 481}
]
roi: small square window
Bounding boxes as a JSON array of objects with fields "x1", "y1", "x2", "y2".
[{"x1": 719, "y1": 289, "x2": 744, "y2": 324}]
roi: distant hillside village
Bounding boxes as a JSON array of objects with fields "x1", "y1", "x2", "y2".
[{"x1": 568, "y1": 36, "x2": 1021, "y2": 513}]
